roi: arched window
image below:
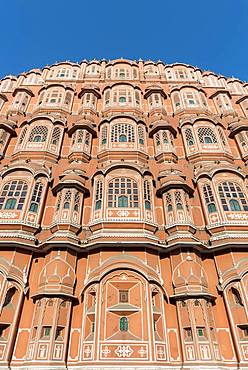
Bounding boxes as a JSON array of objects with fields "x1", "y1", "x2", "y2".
[
  {"x1": 155, "y1": 133, "x2": 161, "y2": 147},
  {"x1": 197, "y1": 127, "x2": 218, "y2": 144},
  {"x1": 173, "y1": 92, "x2": 181, "y2": 109},
  {"x1": 17, "y1": 126, "x2": 27, "y2": 148},
  {"x1": 3, "y1": 287, "x2": 17, "y2": 308},
  {"x1": 29, "y1": 181, "x2": 43, "y2": 213},
  {"x1": 162, "y1": 131, "x2": 169, "y2": 144},
  {"x1": 63, "y1": 190, "x2": 72, "y2": 209},
  {"x1": 214, "y1": 94, "x2": 233, "y2": 113},
  {"x1": 11, "y1": 92, "x2": 30, "y2": 112},
  {"x1": 111, "y1": 124, "x2": 135, "y2": 143},
  {"x1": 0, "y1": 129, "x2": 8, "y2": 149},
  {"x1": 119, "y1": 134, "x2": 127, "y2": 142},
  {"x1": 229, "y1": 199, "x2": 241, "y2": 211},
  {"x1": 175, "y1": 191, "x2": 184, "y2": 210},
  {"x1": 0, "y1": 180, "x2": 28, "y2": 210},
  {"x1": 73, "y1": 192, "x2": 80, "y2": 212},
  {"x1": 108, "y1": 178, "x2": 138, "y2": 208},
  {"x1": 104, "y1": 90, "x2": 110, "y2": 106},
  {"x1": 101, "y1": 126, "x2": 107, "y2": 145},
  {"x1": 185, "y1": 128, "x2": 195, "y2": 146},
  {"x1": 203, "y1": 184, "x2": 217, "y2": 214},
  {"x1": 217, "y1": 127, "x2": 229, "y2": 149},
  {"x1": 164, "y1": 189, "x2": 192, "y2": 224},
  {"x1": 56, "y1": 193, "x2": 62, "y2": 212},
  {"x1": 218, "y1": 181, "x2": 248, "y2": 212},
  {"x1": 64, "y1": 91, "x2": 73, "y2": 107},
  {"x1": 95, "y1": 180, "x2": 103, "y2": 210},
  {"x1": 166, "y1": 193, "x2": 172, "y2": 212},
  {"x1": 120, "y1": 317, "x2": 128, "y2": 331},
  {"x1": 138, "y1": 126, "x2": 145, "y2": 145},
  {"x1": 231, "y1": 287, "x2": 243, "y2": 305},
  {"x1": 118, "y1": 195, "x2": 128, "y2": 207},
  {"x1": 28, "y1": 126, "x2": 48, "y2": 143},
  {"x1": 51, "y1": 127, "x2": 62, "y2": 147},
  {"x1": 144, "y1": 180, "x2": 151, "y2": 210},
  {"x1": 119, "y1": 96, "x2": 126, "y2": 103}
]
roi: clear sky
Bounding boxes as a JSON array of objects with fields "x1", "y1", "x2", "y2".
[{"x1": 1, "y1": 0, "x2": 247, "y2": 81}]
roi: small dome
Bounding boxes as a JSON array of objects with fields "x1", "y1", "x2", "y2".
[
  {"x1": 38, "y1": 254, "x2": 76, "y2": 296},
  {"x1": 172, "y1": 256, "x2": 208, "y2": 295}
]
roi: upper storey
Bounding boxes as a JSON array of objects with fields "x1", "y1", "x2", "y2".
[
  {"x1": 0, "y1": 58, "x2": 247, "y2": 89},
  {"x1": 0, "y1": 59, "x2": 247, "y2": 121}
]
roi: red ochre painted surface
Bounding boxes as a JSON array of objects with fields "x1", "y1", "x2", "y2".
[{"x1": 0, "y1": 59, "x2": 247, "y2": 369}]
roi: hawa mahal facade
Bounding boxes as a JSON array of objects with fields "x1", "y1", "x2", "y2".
[{"x1": 0, "y1": 58, "x2": 247, "y2": 370}]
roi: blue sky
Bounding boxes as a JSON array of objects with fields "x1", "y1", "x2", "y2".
[{"x1": 1, "y1": 0, "x2": 247, "y2": 81}]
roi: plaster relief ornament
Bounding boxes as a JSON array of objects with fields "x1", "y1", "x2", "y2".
[{"x1": 115, "y1": 345, "x2": 133, "y2": 357}]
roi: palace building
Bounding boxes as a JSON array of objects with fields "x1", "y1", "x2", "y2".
[{"x1": 0, "y1": 58, "x2": 248, "y2": 370}]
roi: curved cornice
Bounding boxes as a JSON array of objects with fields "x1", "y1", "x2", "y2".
[
  {"x1": 105, "y1": 59, "x2": 138, "y2": 67},
  {"x1": 144, "y1": 86, "x2": 167, "y2": 99},
  {"x1": 0, "y1": 162, "x2": 52, "y2": 180},
  {"x1": 99, "y1": 113, "x2": 145, "y2": 127},
  {"x1": 38, "y1": 83, "x2": 75, "y2": 94},
  {"x1": 102, "y1": 82, "x2": 142, "y2": 92},
  {"x1": 81, "y1": 254, "x2": 167, "y2": 298},
  {"x1": 149, "y1": 119, "x2": 177, "y2": 137},
  {"x1": 170, "y1": 85, "x2": 206, "y2": 95},
  {"x1": 68, "y1": 119, "x2": 97, "y2": 137},
  {"x1": 93, "y1": 163, "x2": 152, "y2": 178},
  {"x1": 194, "y1": 164, "x2": 245, "y2": 181},
  {"x1": 179, "y1": 114, "x2": 221, "y2": 129},
  {"x1": 13, "y1": 87, "x2": 34, "y2": 97},
  {"x1": 78, "y1": 85, "x2": 101, "y2": 99},
  {"x1": 23, "y1": 114, "x2": 67, "y2": 127},
  {"x1": 228, "y1": 118, "x2": 248, "y2": 137},
  {"x1": 209, "y1": 89, "x2": 232, "y2": 99}
]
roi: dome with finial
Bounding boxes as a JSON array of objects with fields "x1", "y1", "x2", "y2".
[
  {"x1": 172, "y1": 254, "x2": 208, "y2": 295},
  {"x1": 36, "y1": 252, "x2": 76, "y2": 297}
]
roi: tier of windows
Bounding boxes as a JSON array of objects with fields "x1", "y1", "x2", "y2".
[
  {"x1": 163, "y1": 189, "x2": 192, "y2": 226},
  {"x1": 54, "y1": 188, "x2": 83, "y2": 225},
  {"x1": 0, "y1": 176, "x2": 47, "y2": 226},
  {"x1": 103, "y1": 86, "x2": 141, "y2": 109},
  {"x1": 80, "y1": 92, "x2": 98, "y2": 111},
  {"x1": 1, "y1": 117, "x2": 247, "y2": 163},
  {"x1": 239, "y1": 98, "x2": 248, "y2": 117},
  {"x1": 235, "y1": 130, "x2": 248, "y2": 159},
  {"x1": 0, "y1": 78, "x2": 16, "y2": 92},
  {"x1": 92, "y1": 175, "x2": 154, "y2": 223},
  {"x1": 27, "y1": 298, "x2": 71, "y2": 361},
  {"x1": 70, "y1": 129, "x2": 92, "y2": 157},
  {"x1": 171, "y1": 89, "x2": 208, "y2": 112},
  {"x1": 213, "y1": 93, "x2": 234, "y2": 114},
  {"x1": 147, "y1": 92, "x2": 166, "y2": 111},
  {"x1": 15, "y1": 122, "x2": 63, "y2": 155},
  {"x1": 153, "y1": 129, "x2": 176, "y2": 157},
  {"x1": 1, "y1": 173, "x2": 248, "y2": 229},
  {"x1": 99, "y1": 120, "x2": 146, "y2": 152},
  {"x1": 47, "y1": 67, "x2": 79, "y2": 80},
  {"x1": 105, "y1": 65, "x2": 139, "y2": 80},
  {"x1": 165, "y1": 67, "x2": 201, "y2": 81},
  {"x1": 9, "y1": 91, "x2": 31, "y2": 113},
  {"x1": 182, "y1": 123, "x2": 231, "y2": 159},
  {"x1": 37, "y1": 87, "x2": 73, "y2": 111},
  {"x1": 201, "y1": 179, "x2": 248, "y2": 224},
  {"x1": 23, "y1": 73, "x2": 43, "y2": 85},
  {"x1": 1, "y1": 81, "x2": 247, "y2": 116}
]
